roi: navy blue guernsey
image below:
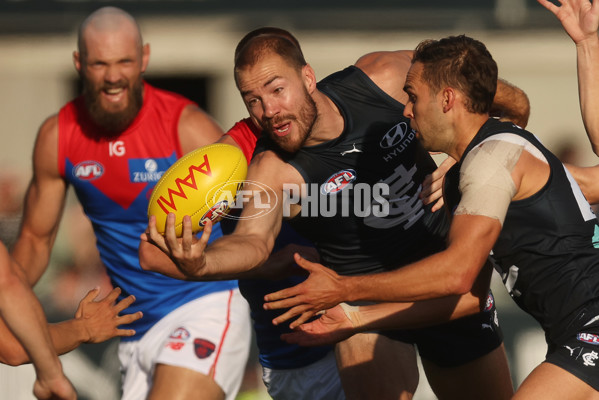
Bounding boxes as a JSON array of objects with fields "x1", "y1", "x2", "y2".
[
  {"x1": 444, "y1": 118, "x2": 599, "y2": 344},
  {"x1": 256, "y1": 66, "x2": 449, "y2": 276}
]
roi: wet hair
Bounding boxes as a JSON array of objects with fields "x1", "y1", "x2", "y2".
[
  {"x1": 412, "y1": 35, "x2": 497, "y2": 114},
  {"x1": 234, "y1": 27, "x2": 306, "y2": 87}
]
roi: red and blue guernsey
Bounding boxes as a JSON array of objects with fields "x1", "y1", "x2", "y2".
[{"x1": 58, "y1": 82, "x2": 237, "y2": 340}]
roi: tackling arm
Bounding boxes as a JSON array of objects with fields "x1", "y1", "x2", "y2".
[
  {"x1": 0, "y1": 287, "x2": 141, "y2": 366},
  {"x1": 355, "y1": 50, "x2": 530, "y2": 129},
  {"x1": 281, "y1": 280, "x2": 488, "y2": 342},
  {"x1": 490, "y1": 79, "x2": 530, "y2": 128},
  {"x1": 265, "y1": 214, "x2": 499, "y2": 307},
  {"x1": 263, "y1": 214, "x2": 500, "y2": 327},
  {"x1": 344, "y1": 214, "x2": 500, "y2": 302},
  {"x1": 355, "y1": 50, "x2": 413, "y2": 104}
]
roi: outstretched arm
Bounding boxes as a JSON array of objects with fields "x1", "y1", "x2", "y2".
[
  {"x1": 282, "y1": 291, "x2": 484, "y2": 345},
  {"x1": 264, "y1": 214, "x2": 499, "y2": 326},
  {"x1": 48, "y1": 288, "x2": 141, "y2": 356},
  {"x1": 141, "y1": 151, "x2": 302, "y2": 280},
  {"x1": 538, "y1": 0, "x2": 599, "y2": 154},
  {"x1": 0, "y1": 286, "x2": 142, "y2": 366},
  {"x1": 0, "y1": 242, "x2": 76, "y2": 399}
]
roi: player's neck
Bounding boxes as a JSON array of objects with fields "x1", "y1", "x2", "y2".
[
  {"x1": 452, "y1": 113, "x2": 490, "y2": 161},
  {"x1": 304, "y1": 90, "x2": 345, "y2": 145}
]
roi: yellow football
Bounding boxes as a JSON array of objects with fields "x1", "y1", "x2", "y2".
[{"x1": 148, "y1": 143, "x2": 247, "y2": 236}]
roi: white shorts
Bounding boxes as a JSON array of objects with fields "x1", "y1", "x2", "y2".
[
  {"x1": 262, "y1": 349, "x2": 346, "y2": 400},
  {"x1": 118, "y1": 289, "x2": 251, "y2": 400}
]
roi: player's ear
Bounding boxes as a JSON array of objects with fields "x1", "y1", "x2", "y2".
[
  {"x1": 303, "y1": 64, "x2": 317, "y2": 94},
  {"x1": 73, "y1": 51, "x2": 82, "y2": 73},
  {"x1": 141, "y1": 43, "x2": 150, "y2": 73},
  {"x1": 442, "y1": 87, "x2": 456, "y2": 113}
]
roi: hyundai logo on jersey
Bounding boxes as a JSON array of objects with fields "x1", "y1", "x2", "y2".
[
  {"x1": 320, "y1": 169, "x2": 357, "y2": 195},
  {"x1": 73, "y1": 160, "x2": 104, "y2": 181},
  {"x1": 380, "y1": 121, "x2": 411, "y2": 149}
]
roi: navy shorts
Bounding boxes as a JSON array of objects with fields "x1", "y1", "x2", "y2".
[
  {"x1": 546, "y1": 322, "x2": 599, "y2": 391},
  {"x1": 382, "y1": 291, "x2": 503, "y2": 367}
]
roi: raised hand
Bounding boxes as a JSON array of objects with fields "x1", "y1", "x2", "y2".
[
  {"x1": 75, "y1": 287, "x2": 142, "y2": 343},
  {"x1": 264, "y1": 253, "x2": 347, "y2": 329},
  {"x1": 537, "y1": 0, "x2": 599, "y2": 44}
]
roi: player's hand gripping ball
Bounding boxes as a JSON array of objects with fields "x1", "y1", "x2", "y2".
[{"x1": 148, "y1": 143, "x2": 247, "y2": 237}]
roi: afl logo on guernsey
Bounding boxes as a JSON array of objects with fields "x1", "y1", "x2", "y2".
[
  {"x1": 321, "y1": 169, "x2": 357, "y2": 195},
  {"x1": 73, "y1": 161, "x2": 104, "y2": 181}
]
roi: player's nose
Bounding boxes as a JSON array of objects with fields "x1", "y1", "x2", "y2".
[
  {"x1": 403, "y1": 102, "x2": 414, "y2": 120},
  {"x1": 262, "y1": 98, "x2": 279, "y2": 119},
  {"x1": 103, "y1": 64, "x2": 123, "y2": 84}
]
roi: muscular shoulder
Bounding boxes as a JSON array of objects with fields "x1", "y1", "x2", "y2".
[
  {"x1": 178, "y1": 104, "x2": 224, "y2": 154},
  {"x1": 355, "y1": 50, "x2": 413, "y2": 71},
  {"x1": 354, "y1": 50, "x2": 413, "y2": 103},
  {"x1": 35, "y1": 115, "x2": 59, "y2": 160},
  {"x1": 37, "y1": 114, "x2": 58, "y2": 139},
  {"x1": 29, "y1": 114, "x2": 62, "y2": 178}
]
